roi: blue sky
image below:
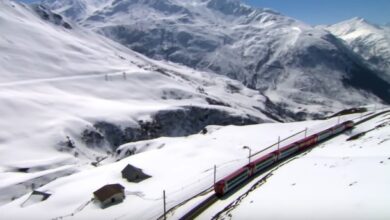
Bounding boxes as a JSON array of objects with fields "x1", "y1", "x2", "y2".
[
  {"x1": 19, "y1": 0, "x2": 390, "y2": 25},
  {"x1": 243, "y1": 0, "x2": 390, "y2": 25}
]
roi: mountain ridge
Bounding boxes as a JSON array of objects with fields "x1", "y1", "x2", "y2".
[
  {"x1": 40, "y1": 0, "x2": 389, "y2": 117},
  {"x1": 325, "y1": 17, "x2": 390, "y2": 83},
  {"x1": 0, "y1": 0, "x2": 275, "y2": 174}
]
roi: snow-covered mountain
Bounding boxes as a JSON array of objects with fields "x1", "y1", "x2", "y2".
[
  {"x1": 0, "y1": 0, "x2": 279, "y2": 204},
  {"x1": 41, "y1": 0, "x2": 390, "y2": 117},
  {"x1": 325, "y1": 17, "x2": 390, "y2": 83},
  {"x1": 1, "y1": 1, "x2": 389, "y2": 218}
]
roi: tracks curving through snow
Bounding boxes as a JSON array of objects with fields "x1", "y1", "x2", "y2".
[{"x1": 175, "y1": 109, "x2": 390, "y2": 220}]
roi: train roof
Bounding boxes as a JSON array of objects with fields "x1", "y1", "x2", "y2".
[
  {"x1": 278, "y1": 142, "x2": 298, "y2": 152},
  {"x1": 318, "y1": 128, "x2": 332, "y2": 134},
  {"x1": 250, "y1": 152, "x2": 275, "y2": 165},
  {"x1": 296, "y1": 134, "x2": 317, "y2": 143}
]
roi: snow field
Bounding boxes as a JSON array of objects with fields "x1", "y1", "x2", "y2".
[
  {"x1": 201, "y1": 110, "x2": 390, "y2": 220},
  {"x1": 1, "y1": 118, "x2": 331, "y2": 219}
]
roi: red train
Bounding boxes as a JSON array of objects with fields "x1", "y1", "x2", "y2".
[{"x1": 214, "y1": 120, "x2": 354, "y2": 196}]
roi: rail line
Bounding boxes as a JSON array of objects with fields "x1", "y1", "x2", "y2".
[{"x1": 164, "y1": 109, "x2": 390, "y2": 220}]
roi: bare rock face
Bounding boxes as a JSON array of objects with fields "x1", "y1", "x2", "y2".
[
  {"x1": 31, "y1": 4, "x2": 72, "y2": 29},
  {"x1": 82, "y1": 106, "x2": 261, "y2": 151}
]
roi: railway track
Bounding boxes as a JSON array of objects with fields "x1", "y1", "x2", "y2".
[
  {"x1": 174, "y1": 109, "x2": 390, "y2": 220},
  {"x1": 179, "y1": 194, "x2": 218, "y2": 220}
]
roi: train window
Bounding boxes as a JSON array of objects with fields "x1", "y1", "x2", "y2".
[{"x1": 227, "y1": 171, "x2": 248, "y2": 187}]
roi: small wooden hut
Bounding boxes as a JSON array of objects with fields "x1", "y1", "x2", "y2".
[
  {"x1": 121, "y1": 164, "x2": 151, "y2": 183},
  {"x1": 93, "y1": 184, "x2": 125, "y2": 208}
]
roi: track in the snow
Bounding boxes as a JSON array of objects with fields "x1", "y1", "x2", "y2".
[{"x1": 171, "y1": 109, "x2": 390, "y2": 220}]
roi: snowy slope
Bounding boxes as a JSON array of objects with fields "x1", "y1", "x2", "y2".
[
  {"x1": 0, "y1": 105, "x2": 365, "y2": 219},
  {"x1": 198, "y1": 109, "x2": 390, "y2": 220},
  {"x1": 0, "y1": 120, "x2": 318, "y2": 219},
  {"x1": 1, "y1": 102, "x2": 388, "y2": 219},
  {"x1": 325, "y1": 17, "x2": 390, "y2": 83},
  {"x1": 0, "y1": 0, "x2": 276, "y2": 205},
  {"x1": 41, "y1": 0, "x2": 390, "y2": 118}
]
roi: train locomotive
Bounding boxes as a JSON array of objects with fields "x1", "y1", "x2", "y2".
[{"x1": 214, "y1": 120, "x2": 354, "y2": 196}]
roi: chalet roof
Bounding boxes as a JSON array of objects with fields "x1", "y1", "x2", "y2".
[
  {"x1": 121, "y1": 164, "x2": 151, "y2": 183},
  {"x1": 93, "y1": 184, "x2": 124, "y2": 202},
  {"x1": 122, "y1": 164, "x2": 142, "y2": 174}
]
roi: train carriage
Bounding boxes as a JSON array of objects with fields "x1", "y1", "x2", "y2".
[
  {"x1": 297, "y1": 135, "x2": 318, "y2": 150},
  {"x1": 317, "y1": 129, "x2": 333, "y2": 142},
  {"x1": 333, "y1": 121, "x2": 354, "y2": 134},
  {"x1": 332, "y1": 124, "x2": 346, "y2": 134},
  {"x1": 344, "y1": 120, "x2": 354, "y2": 129},
  {"x1": 249, "y1": 153, "x2": 277, "y2": 175},
  {"x1": 214, "y1": 166, "x2": 250, "y2": 196},
  {"x1": 214, "y1": 120, "x2": 356, "y2": 196},
  {"x1": 278, "y1": 143, "x2": 299, "y2": 160}
]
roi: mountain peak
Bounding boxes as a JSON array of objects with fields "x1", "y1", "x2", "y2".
[
  {"x1": 350, "y1": 16, "x2": 367, "y2": 23},
  {"x1": 343, "y1": 17, "x2": 383, "y2": 30},
  {"x1": 326, "y1": 17, "x2": 383, "y2": 37},
  {"x1": 326, "y1": 17, "x2": 390, "y2": 84}
]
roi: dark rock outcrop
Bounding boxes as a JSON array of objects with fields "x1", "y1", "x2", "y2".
[{"x1": 82, "y1": 106, "x2": 261, "y2": 150}]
